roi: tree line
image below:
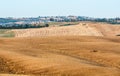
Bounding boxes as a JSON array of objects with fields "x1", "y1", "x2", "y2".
[{"x1": 0, "y1": 24, "x2": 49, "y2": 29}]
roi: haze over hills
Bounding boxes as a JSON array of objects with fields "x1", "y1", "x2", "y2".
[{"x1": 0, "y1": 16, "x2": 120, "y2": 27}]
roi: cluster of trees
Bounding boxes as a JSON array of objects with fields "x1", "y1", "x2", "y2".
[
  {"x1": 0, "y1": 16, "x2": 120, "y2": 29},
  {"x1": 0, "y1": 18, "x2": 18, "y2": 23},
  {"x1": 93, "y1": 18, "x2": 120, "y2": 24},
  {"x1": 0, "y1": 24, "x2": 49, "y2": 29},
  {"x1": 50, "y1": 18, "x2": 78, "y2": 22}
]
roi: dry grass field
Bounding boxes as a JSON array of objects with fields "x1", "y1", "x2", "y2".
[
  {"x1": 12, "y1": 22, "x2": 120, "y2": 37},
  {"x1": 12, "y1": 22, "x2": 103, "y2": 37},
  {"x1": 88, "y1": 22, "x2": 120, "y2": 36},
  {"x1": 0, "y1": 22, "x2": 120, "y2": 76},
  {"x1": 0, "y1": 29, "x2": 14, "y2": 37},
  {"x1": 0, "y1": 36, "x2": 120, "y2": 76}
]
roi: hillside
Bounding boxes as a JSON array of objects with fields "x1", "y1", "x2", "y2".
[
  {"x1": 0, "y1": 22, "x2": 120, "y2": 76},
  {"x1": 0, "y1": 36, "x2": 120, "y2": 76},
  {"x1": 88, "y1": 22, "x2": 120, "y2": 36},
  {"x1": 12, "y1": 22, "x2": 120, "y2": 37}
]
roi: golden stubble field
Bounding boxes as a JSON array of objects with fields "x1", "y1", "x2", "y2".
[
  {"x1": 0, "y1": 22, "x2": 120, "y2": 76},
  {"x1": 12, "y1": 22, "x2": 120, "y2": 37},
  {"x1": 0, "y1": 36, "x2": 120, "y2": 76}
]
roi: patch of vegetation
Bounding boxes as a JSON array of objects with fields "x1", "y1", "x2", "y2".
[
  {"x1": 0, "y1": 22, "x2": 80, "y2": 29},
  {"x1": 0, "y1": 24, "x2": 48, "y2": 29},
  {"x1": 0, "y1": 29, "x2": 15, "y2": 37},
  {"x1": 116, "y1": 34, "x2": 120, "y2": 36},
  {"x1": 47, "y1": 22, "x2": 79, "y2": 26},
  {"x1": 90, "y1": 50, "x2": 98, "y2": 52}
]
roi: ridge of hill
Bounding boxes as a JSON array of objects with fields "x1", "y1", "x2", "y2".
[{"x1": 12, "y1": 22, "x2": 120, "y2": 37}]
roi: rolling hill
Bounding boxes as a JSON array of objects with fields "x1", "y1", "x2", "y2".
[
  {"x1": 12, "y1": 22, "x2": 120, "y2": 37},
  {"x1": 0, "y1": 36, "x2": 120, "y2": 76},
  {"x1": 0, "y1": 22, "x2": 120, "y2": 76}
]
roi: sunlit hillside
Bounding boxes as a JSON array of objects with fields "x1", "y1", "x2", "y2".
[
  {"x1": 0, "y1": 36, "x2": 120, "y2": 76},
  {"x1": 12, "y1": 22, "x2": 120, "y2": 37}
]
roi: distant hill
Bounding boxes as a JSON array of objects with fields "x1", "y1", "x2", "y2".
[
  {"x1": 0, "y1": 16, "x2": 120, "y2": 27},
  {"x1": 12, "y1": 22, "x2": 120, "y2": 37}
]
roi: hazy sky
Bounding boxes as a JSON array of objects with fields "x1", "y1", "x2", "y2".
[{"x1": 0, "y1": 0, "x2": 119, "y2": 18}]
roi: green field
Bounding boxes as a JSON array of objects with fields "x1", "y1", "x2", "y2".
[
  {"x1": 0, "y1": 29, "x2": 15, "y2": 37},
  {"x1": 47, "y1": 22, "x2": 80, "y2": 26}
]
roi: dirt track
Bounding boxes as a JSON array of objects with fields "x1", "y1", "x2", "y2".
[{"x1": 0, "y1": 36, "x2": 120, "y2": 76}]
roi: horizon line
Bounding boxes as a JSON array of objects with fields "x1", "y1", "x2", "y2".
[{"x1": 0, "y1": 15, "x2": 120, "y2": 19}]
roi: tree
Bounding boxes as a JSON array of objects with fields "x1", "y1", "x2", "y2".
[
  {"x1": 45, "y1": 24, "x2": 49, "y2": 27},
  {"x1": 50, "y1": 18, "x2": 54, "y2": 21}
]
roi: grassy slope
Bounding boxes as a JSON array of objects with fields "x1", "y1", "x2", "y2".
[
  {"x1": 13, "y1": 23, "x2": 103, "y2": 37},
  {"x1": 0, "y1": 29, "x2": 15, "y2": 37},
  {"x1": 0, "y1": 36, "x2": 120, "y2": 76},
  {"x1": 12, "y1": 22, "x2": 120, "y2": 37}
]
